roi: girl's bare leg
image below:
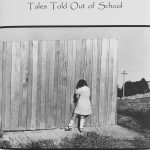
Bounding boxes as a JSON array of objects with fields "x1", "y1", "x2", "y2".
[
  {"x1": 68, "y1": 113, "x2": 78, "y2": 127},
  {"x1": 80, "y1": 115, "x2": 86, "y2": 130}
]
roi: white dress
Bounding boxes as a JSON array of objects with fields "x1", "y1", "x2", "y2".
[{"x1": 74, "y1": 86, "x2": 92, "y2": 115}]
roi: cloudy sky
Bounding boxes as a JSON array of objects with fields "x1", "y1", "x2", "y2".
[{"x1": 0, "y1": 27, "x2": 150, "y2": 87}]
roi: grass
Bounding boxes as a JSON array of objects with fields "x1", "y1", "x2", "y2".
[
  {"x1": 15, "y1": 132, "x2": 133, "y2": 149},
  {"x1": 117, "y1": 97, "x2": 150, "y2": 148}
]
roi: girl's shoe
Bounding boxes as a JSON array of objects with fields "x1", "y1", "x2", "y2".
[
  {"x1": 79, "y1": 128, "x2": 83, "y2": 132},
  {"x1": 64, "y1": 126, "x2": 72, "y2": 131}
]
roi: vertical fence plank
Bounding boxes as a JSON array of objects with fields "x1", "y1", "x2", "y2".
[
  {"x1": 27, "y1": 41, "x2": 33, "y2": 130},
  {"x1": 60, "y1": 40, "x2": 68, "y2": 128},
  {"x1": 107, "y1": 39, "x2": 115, "y2": 125},
  {"x1": 56, "y1": 40, "x2": 64, "y2": 128},
  {"x1": 53, "y1": 41, "x2": 60, "y2": 128},
  {"x1": 85, "y1": 39, "x2": 93, "y2": 127},
  {"x1": 10, "y1": 42, "x2": 21, "y2": 130},
  {"x1": 2, "y1": 42, "x2": 6, "y2": 130},
  {"x1": 91, "y1": 39, "x2": 98, "y2": 126},
  {"x1": 36, "y1": 41, "x2": 42, "y2": 130},
  {"x1": 75, "y1": 40, "x2": 82, "y2": 85},
  {"x1": 96, "y1": 39, "x2": 102, "y2": 125},
  {"x1": 0, "y1": 42, "x2": 3, "y2": 130},
  {"x1": 65, "y1": 40, "x2": 76, "y2": 125},
  {"x1": 40, "y1": 41, "x2": 47, "y2": 129},
  {"x1": 3, "y1": 42, "x2": 12, "y2": 131},
  {"x1": 46, "y1": 41, "x2": 55, "y2": 129},
  {"x1": 100, "y1": 39, "x2": 110, "y2": 125},
  {"x1": 98, "y1": 39, "x2": 105, "y2": 125},
  {"x1": 30, "y1": 41, "x2": 38, "y2": 130},
  {"x1": 18, "y1": 41, "x2": 29, "y2": 130},
  {"x1": 111, "y1": 39, "x2": 118, "y2": 125}
]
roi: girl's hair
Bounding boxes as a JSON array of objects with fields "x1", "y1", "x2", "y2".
[{"x1": 76, "y1": 79, "x2": 87, "y2": 89}]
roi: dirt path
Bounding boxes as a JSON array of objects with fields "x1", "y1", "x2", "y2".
[{"x1": 1, "y1": 125, "x2": 143, "y2": 148}]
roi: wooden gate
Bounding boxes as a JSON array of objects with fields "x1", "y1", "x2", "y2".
[{"x1": 0, "y1": 38, "x2": 118, "y2": 131}]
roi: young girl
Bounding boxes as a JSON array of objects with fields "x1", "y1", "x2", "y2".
[{"x1": 65, "y1": 79, "x2": 92, "y2": 132}]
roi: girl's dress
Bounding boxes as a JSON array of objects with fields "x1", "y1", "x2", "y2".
[{"x1": 74, "y1": 86, "x2": 92, "y2": 115}]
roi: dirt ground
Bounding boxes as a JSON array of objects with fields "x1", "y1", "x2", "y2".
[{"x1": 1, "y1": 125, "x2": 142, "y2": 148}]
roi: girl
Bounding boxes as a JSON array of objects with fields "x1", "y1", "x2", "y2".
[{"x1": 65, "y1": 79, "x2": 92, "y2": 132}]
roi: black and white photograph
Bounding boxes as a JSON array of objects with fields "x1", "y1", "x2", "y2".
[
  {"x1": 0, "y1": 0, "x2": 150, "y2": 149},
  {"x1": 0, "y1": 27, "x2": 150, "y2": 149}
]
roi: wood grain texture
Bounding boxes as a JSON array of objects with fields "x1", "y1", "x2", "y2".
[
  {"x1": 4, "y1": 42, "x2": 12, "y2": 131},
  {"x1": 111, "y1": 39, "x2": 118, "y2": 125},
  {"x1": 18, "y1": 42, "x2": 29, "y2": 130},
  {"x1": 27, "y1": 41, "x2": 33, "y2": 130},
  {"x1": 0, "y1": 42, "x2": 3, "y2": 130},
  {"x1": 36, "y1": 41, "x2": 42, "y2": 130},
  {"x1": 60, "y1": 40, "x2": 68, "y2": 128},
  {"x1": 53, "y1": 41, "x2": 60, "y2": 128},
  {"x1": 91, "y1": 39, "x2": 98, "y2": 126},
  {"x1": 30, "y1": 41, "x2": 38, "y2": 130},
  {"x1": 10, "y1": 42, "x2": 21, "y2": 130},
  {"x1": 47, "y1": 41, "x2": 55, "y2": 129},
  {"x1": 65, "y1": 40, "x2": 77, "y2": 126},
  {"x1": 40, "y1": 41, "x2": 47, "y2": 129},
  {"x1": 56, "y1": 40, "x2": 63, "y2": 128},
  {"x1": 102, "y1": 39, "x2": 110, "y2": 125},
  {"x1": 99, "y1": 39, "x2": 106, "y2": 125},
  {"x1": 85, "y1": 39, "x2": 93, "y2": 126},
  {"x1": 107, "y1": 39, "x2": 114, "y2": 125}
]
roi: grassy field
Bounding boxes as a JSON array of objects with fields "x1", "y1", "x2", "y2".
[
  {"x1": 117, "y1": 97, "x2": 150, "y2": 148},
  {"x1": 0, "y1": 97, "x2": 150, "y2": 149}
]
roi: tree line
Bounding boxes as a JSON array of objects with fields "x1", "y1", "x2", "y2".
[{"x1": 117, "y1": 78, "x2": 150, "y2": 98}]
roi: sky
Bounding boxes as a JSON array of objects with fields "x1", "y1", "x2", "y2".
[
  {"x1": 117, "y1": 28, "x2": 150, "y2": 87},
  {"x1": 0, "y1": 27, "x2": 150, "y2": 87}
]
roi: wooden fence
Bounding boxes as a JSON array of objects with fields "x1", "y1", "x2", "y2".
[{"x1": 0, "y1": 38, "x2": 118, "y2": 131}]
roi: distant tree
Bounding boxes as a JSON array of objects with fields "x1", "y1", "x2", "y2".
[
  {"x1": 117, "y1": 85, "x2": 123, "y2": 98},
  {"x1": 139, "y1": 78, "x2": 149, "y2": 93},
  {"x1": 124, "y1": 78, "x2": 149, "y2": 96}
]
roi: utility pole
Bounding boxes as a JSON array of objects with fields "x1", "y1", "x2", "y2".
[{"x1": 121, "y1": 70, "x2": 127, "y2": 98}]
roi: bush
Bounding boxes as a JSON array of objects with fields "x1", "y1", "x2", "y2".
[
  {"x1": 59, "y1": 131, "x2": 131, "y2": 148},
  {"x1": 24, "y1": 139, "x2": 58, "y2": 149},
  {"x1": 0, "y1": 140, "x2": 11, "y2": 149}
]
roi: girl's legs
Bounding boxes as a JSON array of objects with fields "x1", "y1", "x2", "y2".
[
  {"x1": 79, "y1": 115, "x2": 86, "y2": 130},
  {"x1": 68, "y1": 113, "x2": 78, "y2": 127}
]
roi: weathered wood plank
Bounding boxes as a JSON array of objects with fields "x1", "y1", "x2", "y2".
[
  {"x1": 56, "y1": 40, "x2": 64, "y2": 128},
  {"x1": 91, "y1": 39, "x2": 98, "y2": 127},
  {"x1": 60, "y1": 40, "x2": 68, "y2": 128},
  {"x1": 53, "y1": 41, "x2": 60, "y2": 128},
  {"x1": 40, "y1": 41, "x2": 47, "y2": 129},
  {"x1": 3, "y1": 42, "x2": 12, "y2": 131},
  {"x1": 65, "y1": 40, "x2": 76, "y2": 126},
  {"x1": 10, "y1": 42, "x2": 21, "y2": 130},
  {"x1": 36, "y1": 41, "x2": 42, "y2": 130},
  {"x1": 46, "y1": 41, "x2": 55, "y2": 129},
  {"x1": 100, "y1": 39, "x2": 109, "y2": 125},
  {"x1": 75, "y1": 40, "x2": 82, "y2": 85},
  {"x1": 18, "y1": 41, "x2": 29, "y2": 130},
  {"x1": 111, "y1": 39, "x2": 118, "y2": 125},
  {"x1": 0, "y1": 42, "x2": 3, "y2": 130},
  {"x1": 30, "y1": 41, "x2": 38, "y2": 130},
  {"x1": 27, "y1": 41, "x2": 33, "y2": 130},
  {"x1": 1, "y1": 42, "x2": 6, "y2": 130},
  {"x1": 107, "y1": 39, "x2": 115, "y2": 125},
  {"x1": 98, "y1": 39, "x2": 105, "y2": 125}
]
